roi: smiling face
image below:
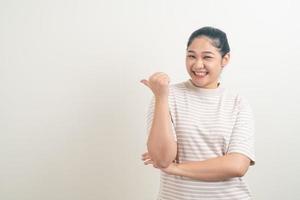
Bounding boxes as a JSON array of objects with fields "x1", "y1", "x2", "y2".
[{"x1": 186, "y1": 36, "x2": 230, "y2": 89}]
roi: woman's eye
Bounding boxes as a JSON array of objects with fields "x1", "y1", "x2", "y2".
[
  {"x1": 187, "y1": 55, "x2": 195, "y2": 58},
  {"x1": 204, "y1": 56, "x2": 213, "y2": 59}
]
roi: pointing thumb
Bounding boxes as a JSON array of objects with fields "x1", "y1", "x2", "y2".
[{"x1": 140, "y1": 79, "x2": 150, "y2": 88}]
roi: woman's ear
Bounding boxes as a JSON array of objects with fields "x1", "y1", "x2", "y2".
[{"x1": 221, "y1": 53, "x2": 230, "y2": 68}]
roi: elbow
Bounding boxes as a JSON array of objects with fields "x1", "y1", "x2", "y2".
[
  {"x1": 155, "y1": 159, "x2": 174, "y2": 168},
  {"x1": 147, "y1": 143, "x2": 177, "y2": 168},
  {"x1": 234, "y1": 164, "x2": 249, "y2": 177},
  {"x1": 147, "y1": 149, "x2": 176, "y2": 168},
  {"x1": 235, "y1": 168, "x2": 247, "y2": 177},
  {"x1": 227, "y1": 153, "x2": 250, "y2": 178},
  {"x1": 149, "y1": 151, "x2": 175, "y2": 168}
]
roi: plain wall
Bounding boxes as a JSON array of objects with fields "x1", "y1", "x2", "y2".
[{"x1": 1, "y1": 0, "x2": 300, "y2": 199}]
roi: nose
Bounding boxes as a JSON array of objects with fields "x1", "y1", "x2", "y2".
[{"x1": 194, "y1": 58, "x2": 204, "y2": 69}]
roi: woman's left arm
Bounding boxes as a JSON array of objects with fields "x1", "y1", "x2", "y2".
[
  {"x1": 142, "y1": 152, "x2": 251, "y2": 181},
  {"x1": 164, "y1": 153, "x2": 251, "y2": 181}
]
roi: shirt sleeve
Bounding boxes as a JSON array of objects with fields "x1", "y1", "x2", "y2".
[
  {"x1": 227, "y1": 96, "x2": 256, "y2": 166},
  {"x1": 146, "y1": 96, "x2": 177, "y2": 142}
]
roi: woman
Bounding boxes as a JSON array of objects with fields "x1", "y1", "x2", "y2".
[{"x1": 140, "y1": 26, "x2": 255, "y2": 200}]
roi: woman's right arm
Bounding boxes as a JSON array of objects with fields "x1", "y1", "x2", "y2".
[
  {"x1": 141, "y1": 72, "x2": 177, "y2": 168},
  {"x1": 147, "y1": 96, "x2": 177, "y2": 168}
]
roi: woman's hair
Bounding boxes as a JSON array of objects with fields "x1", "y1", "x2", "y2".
[{"x1": 187, "y1": 26, "x2": 230, "y2": 57}]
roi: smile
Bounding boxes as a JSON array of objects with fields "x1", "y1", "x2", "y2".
[{"x1": 193, "y1": 71, "x2": 208, "y2": 78}]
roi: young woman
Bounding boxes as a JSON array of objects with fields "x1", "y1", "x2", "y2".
[{"x1": 140, "y1": 26, "x2": 255, "y2": 200}]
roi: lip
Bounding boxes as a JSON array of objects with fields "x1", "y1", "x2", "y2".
[
  {"x1": 193, "y1": 71, "x2": 209, "y2": 77},
  {"x1": 193, "y1": 70, "x2": 208, "y2": 73}
]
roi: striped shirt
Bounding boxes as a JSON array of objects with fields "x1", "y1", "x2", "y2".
[{"x1": 146, "y1": 79, "x2": 255, "y2": 200}]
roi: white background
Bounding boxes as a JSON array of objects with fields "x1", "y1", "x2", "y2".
[{"x1": 1, "y1": 0, "x2": 300, "y2": 199}]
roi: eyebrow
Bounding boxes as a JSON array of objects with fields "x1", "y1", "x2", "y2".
[{"x1": 187, "y1": 50, "x2": 215, "y2": 55}]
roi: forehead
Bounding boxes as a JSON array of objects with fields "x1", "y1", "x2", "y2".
[{"x1": 187, "y1": 36, "x2": 219, "y2": 54}]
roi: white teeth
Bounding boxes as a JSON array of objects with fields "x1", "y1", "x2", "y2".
[{"x1": 194, "y1": 71, "x2": 208, "y2": 76}]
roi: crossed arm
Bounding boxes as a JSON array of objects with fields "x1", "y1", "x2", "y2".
[
  {"x1": 142, "y1": 151, "x2": 251, "y2": 181},
  {"x1": 144, "y1": 96, "x2": 251, "y2": 181}
]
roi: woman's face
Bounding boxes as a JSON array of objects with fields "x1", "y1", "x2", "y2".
[{"x1": 186, "y1": 36, "x2": 230, "y2": 89}]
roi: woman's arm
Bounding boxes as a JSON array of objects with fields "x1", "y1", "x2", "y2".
[
  {"x1": 146, "y1": 96, "x2": 177, "y2": 168},
  {"x1": 141, "y1": 72, "x2": 177, "y2": 168},
  {"x1": 143, "y1": 152, "x2": 251, "y2": 181},
  {"x1": 166, "y1": 153, "x2": 250, "y2": 181}
]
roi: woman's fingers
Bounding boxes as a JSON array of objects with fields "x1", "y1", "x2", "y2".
[
  {"x1": 141, "y1": 152, "x2": 148, "y2": 157},
  {"x1": 150, "y1": 72, "x2": 165, "y2": 81},
  {"x1": 141, "y1": 152, "x2": 151, "y2": 161},
  {"x1": 140, "y1": 79, "x2": 150, "y2": 88},
  {"x1": 141, "y1": 151, "x2": 161, "y2": 168},
  {"x1": 140, "y1": 72, "x2": 170, "y2": 98},
  {"x1": 150, "y1": 72, "x2": 170, "y2": 85},
  {"x1": 140, "y1": 72, "x2": 165, "y2": 88},
  {"x1": 144, "y1": 159, "x2": 154, "y2": 165},
  {"x1": 144, "y1": 159, "x2": 160, "y2": 169},
  {"x1": 141, "y1": 152, "x2": 158, "y2": 167}
]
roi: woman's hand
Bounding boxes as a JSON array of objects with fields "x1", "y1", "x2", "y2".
[
  {"x1": 141, "y1": 152, "x2": 159, "y2": 168},
  {"x1": 141, "y1": 152, "x2": 179, "y2": 175},
  {"x1": 140, "y1": 72, "x2": 170, "y2": 99}
]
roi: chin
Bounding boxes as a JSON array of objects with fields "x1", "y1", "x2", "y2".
[
  {"x1": 190, "y1": 79, "x2": 207, "y2": 87},
  {"x1": 190, "y1": 77, "x2": 218, "y2": 89}
]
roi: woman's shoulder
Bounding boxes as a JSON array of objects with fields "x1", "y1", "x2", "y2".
[
  {"x1": 169, "y1": 80, "x2": 187, "y2": 90},
  {"x1": 168, "y1": 81, "x2": 188, "y2": 97},
  {"x1": 222, "y1": 88, "x2": 253, "y2": 110}
]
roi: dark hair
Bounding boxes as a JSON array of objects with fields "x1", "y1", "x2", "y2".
[{"x1": 187, "y1": 26, "x2": 230, "y2": 57}]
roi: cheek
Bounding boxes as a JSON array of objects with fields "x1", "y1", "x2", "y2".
[
  {"x1": 205, "y1": 65, "x2": 222, "y2": 76},
  {"x1": 185, "y1": 60, "x2": 193, "y2": 69},
  {"x1": 203, "y1": 62, "x2": 214, "y2": 70},
  {"x1": 205, "y1": 60, "x2": 221, "y2": 69}
]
